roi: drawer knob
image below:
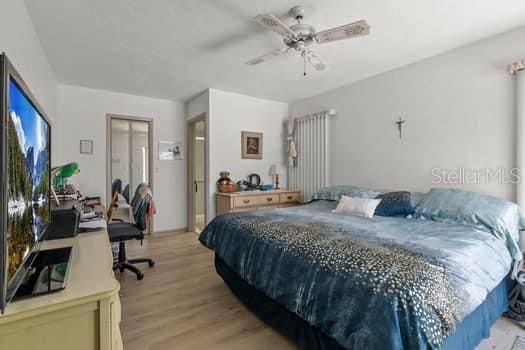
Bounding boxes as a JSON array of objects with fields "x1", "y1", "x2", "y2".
[
  {"x1": 243, "y1": 199, "x2": 250, "y2": 204},
  {"x1": 287, "y1": 196, "x2": 293, "y2": 200},
  {"x1": 267, "y1": 198, "x2": 273, "y2": 202}
]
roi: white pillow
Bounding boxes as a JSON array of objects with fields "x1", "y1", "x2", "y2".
[{"x1": 332, "y1": 195, "x2": 381, "y2": 218}]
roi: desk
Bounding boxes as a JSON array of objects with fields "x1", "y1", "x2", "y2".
[{"x1": 0, "y1": 229, "x2": 122, "y2": 350}]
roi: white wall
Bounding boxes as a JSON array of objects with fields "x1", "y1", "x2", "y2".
[
  {"x1": 290, "y1": 27, "x2": 525, "y2": 201},
  {"x1": 0, "y1": 0, "x2": 57, "y2": 120},
  {"x1": 208, "y1": 89, "x2": 289, "y2": 218},
  {"x1": 186, "y1": 89, "x2": 289, "y2": 221},
  {"x1": 187, "y1": 91, "x2": 209, "y2": 121},
  {"x1": 55, "y1": 84, "x2": 187, "y2": 232}
]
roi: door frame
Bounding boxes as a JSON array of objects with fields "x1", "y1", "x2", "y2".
[
  {"x1": 187, "y1": 113, "x2": 207, "y2": 233},
  {"x1": 106, "y1": 114, "x2": 154, "y2": 222}
]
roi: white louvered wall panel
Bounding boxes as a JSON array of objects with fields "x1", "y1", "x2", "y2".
[{"x1": 288, "y1": 113, "x2": 330, "y2": 202}]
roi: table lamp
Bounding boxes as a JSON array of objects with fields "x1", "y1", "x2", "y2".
[
  {"x1": 52, "y1": 162, "x2": 80, "y2": 190},
  {"x1": 268, "y1": 164, "x2": 282, "y2": 190}
]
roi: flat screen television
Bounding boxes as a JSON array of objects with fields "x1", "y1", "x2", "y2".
[{"x1": 0, "y1": 53, "x2": 52, "y2": 313}]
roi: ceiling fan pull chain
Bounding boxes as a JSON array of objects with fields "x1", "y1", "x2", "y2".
[{"x1": 303, "y1": 53, "x2": 307, "y2": 76}]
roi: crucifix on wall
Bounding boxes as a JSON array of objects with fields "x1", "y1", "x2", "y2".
[{"x1": 395, "y1": 117, "x2": 406, "y2": 139}]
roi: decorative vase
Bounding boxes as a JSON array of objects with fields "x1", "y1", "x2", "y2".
[{"x1": 217, "y1": 171, "x2": 236, "y2": 193}]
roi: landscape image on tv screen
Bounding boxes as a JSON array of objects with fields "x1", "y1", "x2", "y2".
[{"x1": 6, "y1": 79, "x2": 50, "y2": 280}]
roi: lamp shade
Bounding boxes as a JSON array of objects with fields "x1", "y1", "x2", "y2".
[{"x1": 268, "y1": 164, "x2": 281, "y2": 176}]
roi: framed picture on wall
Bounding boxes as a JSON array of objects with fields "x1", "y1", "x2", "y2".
[
  {"x1": 241, "y1": 131, "x2": 263, "y2": 159},
  {"x1": 80, "y1": 139, "x2": 93, "y2": 154},
  {"x1": 159, "y1": 141, "x2": 184, "y2": 160}
]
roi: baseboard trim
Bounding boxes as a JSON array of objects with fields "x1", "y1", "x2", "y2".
[{"x1": 153, "y1": 227, "x2": 188, "y2": 235}]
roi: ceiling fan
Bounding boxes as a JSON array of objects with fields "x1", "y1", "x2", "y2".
[{"x1": 246, "y1": 6, "x2": 370, "y2": 76}]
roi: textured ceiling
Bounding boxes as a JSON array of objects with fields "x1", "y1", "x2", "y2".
[{"x1": 25, "y1": 0, "x2": 525, "y2": 102}]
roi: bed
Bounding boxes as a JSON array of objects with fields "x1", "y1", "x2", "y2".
[{"x1": 199, "y1": 190, "x2": 519, "y2": 350}]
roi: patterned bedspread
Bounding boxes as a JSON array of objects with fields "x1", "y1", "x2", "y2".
[{"x1": 199, "y1": 200, "x2": 512, "y2": 349}]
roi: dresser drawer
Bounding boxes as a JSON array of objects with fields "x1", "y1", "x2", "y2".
[
  {"x1": 233, "y1": 196, "x2": 258, "y2": 208},
  {"x1": 280, "y1": 192, "x2": 300, "y2": 204},
  {"x1": 259, "y1": 194, "x2": 279, "y2": 206}
]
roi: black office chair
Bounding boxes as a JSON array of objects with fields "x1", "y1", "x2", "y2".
[
  {"x1": 111, "y1": 179, "x2": 122, "y2": 204},
  {"x1": 107, "y1": 184, "x2": 155, "y2": 280},
  {"x1": 122, "y1": 184, "x2": 130, "y2": 204}
]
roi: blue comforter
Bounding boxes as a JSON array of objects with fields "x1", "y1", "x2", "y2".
[{"x1": 199, "y1": 201, "x2": 512, "y2": 349}]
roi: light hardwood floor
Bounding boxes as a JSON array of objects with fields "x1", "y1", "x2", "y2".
[
  {"x1": 119, "y1": 232, "x2": 524, "y2": 350},
  {"x1": 119, "y1": 231, "x2": 295, "y2": 350}
]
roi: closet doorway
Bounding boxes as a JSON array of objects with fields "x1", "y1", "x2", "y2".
[
  {"x1": 106, "y1": 114, "x2": 153, "y2": 226},
  {"x1": 187, "y1": 114, "x2": 207, "y2": 233}
]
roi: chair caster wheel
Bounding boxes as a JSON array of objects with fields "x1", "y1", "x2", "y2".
[
  {"x1": 149, "y1": 261, "x2": 155, "y2": 267},
  {"x1": 137, "y1": 272, "x2": 144, "y2": 280},
  {"x1": 119, "y1": 268, "x2": 124, "y2": 273}
]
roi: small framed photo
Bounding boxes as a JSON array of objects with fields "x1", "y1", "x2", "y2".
[
  {"x1": 159, "y1": 141, "x2": 183, "y2": 160},
  {"x1": 80, "y1": 139, "x2": 93, "y2": 154},
  {"x1": 241, "y1": 131, "x2": 263, "y2": 159}
]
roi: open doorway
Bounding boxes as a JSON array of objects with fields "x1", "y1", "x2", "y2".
[{"x1": 187, "y1": 114, "x2": 206, "y2": 233}]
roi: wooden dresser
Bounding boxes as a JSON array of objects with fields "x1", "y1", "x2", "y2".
[{"x1": 216, "y1": 189, "x2": 301, "y2": 215}]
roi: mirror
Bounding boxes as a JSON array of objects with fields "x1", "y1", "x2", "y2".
[{"x1": 108, "y1": 116, "x2": 152, "y2": 227}]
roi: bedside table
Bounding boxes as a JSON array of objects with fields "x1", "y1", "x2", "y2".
[{"x1": 216, "y1": 189, "x2": 301, "y2": 215}]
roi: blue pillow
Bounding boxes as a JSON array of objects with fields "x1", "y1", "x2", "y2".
[
  {"x1": 312, "y1": 185, "x2": 380, "y2": 201},
  {"x1": 374, "y1": 191, "x2": 414, "y2": 217},
  {"x1": 414, "y1": 188, "x2": 522, "y2": 261}
]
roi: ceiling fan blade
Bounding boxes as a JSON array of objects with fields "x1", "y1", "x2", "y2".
[
  {"x1": 245, "y1": 48, "x2": 290, "y2": 66},
  {"x1": 255, "y1": 14, "x2": 298, "y2": 41},
  {"x1": 304, "y1": 50, "x2": 327, "y2": 72},
  {"x1": 315, "y1": 20, "x2": 370, "y2": 44}
]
